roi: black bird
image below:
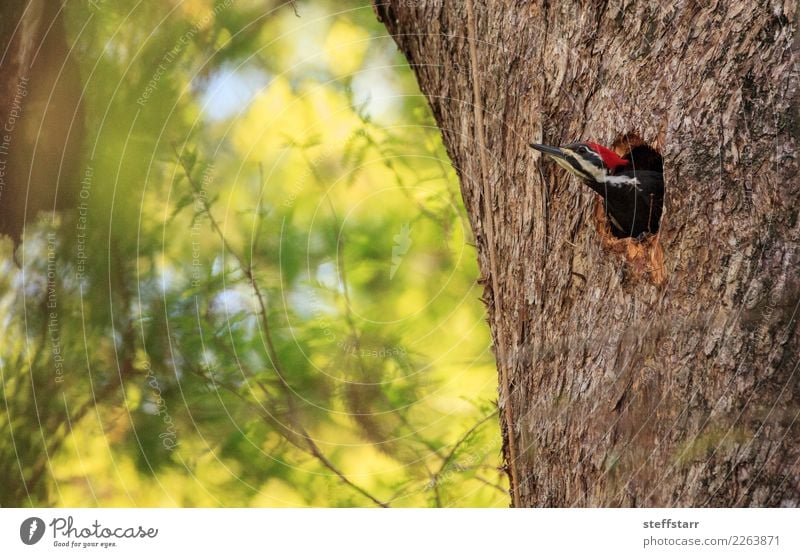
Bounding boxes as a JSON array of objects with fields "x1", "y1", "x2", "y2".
[{"x1": 530, "y1": 141, "x2": 664, "y2": 238}]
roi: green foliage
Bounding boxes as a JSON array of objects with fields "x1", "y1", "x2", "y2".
[{"x1": 0, "y1": 0, "x2": 506, "y2": 507}]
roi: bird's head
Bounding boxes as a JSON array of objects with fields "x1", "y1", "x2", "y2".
[{"x1": 529, "y1": 142, "x2": 629, "y2": 182}]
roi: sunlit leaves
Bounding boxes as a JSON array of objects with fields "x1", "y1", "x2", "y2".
[{"x1": 0, "y1": 1, "x2": 506, "y2": 508}]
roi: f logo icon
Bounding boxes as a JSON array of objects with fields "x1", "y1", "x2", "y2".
[{"x1": 20, "y1": 517, "x2": 45, "y2": 545}]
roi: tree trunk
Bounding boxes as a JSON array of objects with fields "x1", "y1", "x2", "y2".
[
  {"x1": 375, "y1": 0, "x2": 799, "y2": 507},
  {"x1": 0, "y1": 0, "x2": 84, "y2": 247}
]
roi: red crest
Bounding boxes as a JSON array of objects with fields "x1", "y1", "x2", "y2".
[{"x1": 586, "y1": 142, "x2": 629, "y2": 172}]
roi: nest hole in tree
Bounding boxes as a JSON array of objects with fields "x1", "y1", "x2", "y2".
[{"x1": 593, "y1": 132, "x2": 666, "y2": 285}]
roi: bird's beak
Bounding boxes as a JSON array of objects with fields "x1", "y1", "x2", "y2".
[{"x1": 529, "y1": 143, "x2": 566, "y2": 160}]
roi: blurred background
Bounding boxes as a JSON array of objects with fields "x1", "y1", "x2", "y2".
[{"x1": 0, "y1": 0, "x2": 505, "y2": 507}]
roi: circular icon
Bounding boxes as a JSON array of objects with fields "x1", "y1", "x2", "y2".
[{"x1": 20, "y1": 517, "x2": 45, "y2": 545}]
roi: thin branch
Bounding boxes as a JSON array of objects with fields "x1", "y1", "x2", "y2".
[
  {"x1": 173, "y1": 149, "x2": 389, "y2": 507},
  {"x1": 431, "y1": 409, "x2": 498, "y2": 489},
  {"x1": 473, "y1": 474, "x2": 507, "y2": 495},
  {"x1": 307, "y1": 150, "x2": 447, "y2": 465},
  {"x1": 181, "y1": 344, "x2": 389, "y2": 508}
]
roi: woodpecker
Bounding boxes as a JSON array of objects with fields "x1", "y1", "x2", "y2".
[{"x1": 530, "y1": 141, "x2": 664, "y2": 238}]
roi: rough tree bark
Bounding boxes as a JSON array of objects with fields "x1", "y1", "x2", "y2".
[
  {"x1": 0, "y1": 0, "x2": 84, "y2": 505},
  {"x1": 376, "y1": 1, "x2": 799, "y2": 506}
]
